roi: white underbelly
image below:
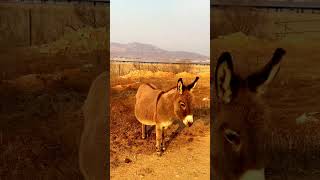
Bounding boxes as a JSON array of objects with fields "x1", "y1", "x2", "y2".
[
  {"x1": 137, "y1": 118, "x2": 156, "y2": 126},
  {"x1": 160, "y1": 121, "x2": 173, "y2": 128},
  {"x1": 240, "y1": 168, "x2": 265, "y2": 180}
]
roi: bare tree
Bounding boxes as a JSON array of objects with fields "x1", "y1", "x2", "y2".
[
  {"x1": 212, "y1": 6, "x2": 269, "y2": 38},
  {"x1": 74, "y1": 5, "x2": 97, "y2": 28},
  {"x1": 69, "y1": 4, "x2": 107, "y2": 31},
  {"x1": 223, "y1": 7, "x2": 267, "y2": 35}
]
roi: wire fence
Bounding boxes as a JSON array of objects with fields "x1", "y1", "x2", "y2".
[
  {"x1": 211, "y1": 1, "x2": 320, "y2": 10},
  {"x1": 274, "y1": 19, "x2": 320, "y2": 38},
  {"x1": 0, "y1": 2, "x2": 108, "y2": 48},
  {"x1": 4, "y1": 0, "x2": 110, "y2": 6}
]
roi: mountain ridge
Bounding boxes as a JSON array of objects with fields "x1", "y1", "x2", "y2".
[{"x1": 110, "y1": 42, "x2": 209, "y2": 63}]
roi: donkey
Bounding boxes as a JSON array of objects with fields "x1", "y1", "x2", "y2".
[
  {"x1": 212, "y1": 48, "x2": 286, "y2": 180},
  {"x1": 79, "y1": 72, "x2": 107, "y2": 180},
  {"x1": 135, "y1": 77, "x2": 199, "y2": 155}
]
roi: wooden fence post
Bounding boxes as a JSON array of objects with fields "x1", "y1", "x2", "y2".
[{"x1": 29, "y1": 8, "x2": 32, "y2": 46}]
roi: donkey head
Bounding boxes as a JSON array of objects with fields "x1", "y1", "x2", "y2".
[
  {"x1": 173, "y1": 77, "x2": 199, "y2": 127},
  {"x1": 212, "y1": 48, "x2": 286, "y2": 180}
]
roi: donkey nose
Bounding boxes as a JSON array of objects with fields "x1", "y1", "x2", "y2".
[{"x1": 183, "y1": 115, "x2": 193, "y2": 127}]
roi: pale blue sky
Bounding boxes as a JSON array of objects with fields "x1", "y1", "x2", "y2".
[{"x1": 111, "y1": 0, "x2": 210, "y2": 56}]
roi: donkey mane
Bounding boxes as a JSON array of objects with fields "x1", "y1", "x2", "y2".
[
  {"x1": 145, "y1": 83, "x2": 158, "y2": 90},
  {"x1": 145, "y1": 83, "x2": 176, "y2": 93}
]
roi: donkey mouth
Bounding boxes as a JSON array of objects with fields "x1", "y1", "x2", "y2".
[{"x1": 183, "y1": 115, "x2": 194, "y2": 127}]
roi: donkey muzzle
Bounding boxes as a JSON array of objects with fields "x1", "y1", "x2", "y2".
[
  {"x1": 183, "y1": 115, "x2": 193, "y2": 127},
  {"x1": 240, "y1": 168, "x2": 265, "y2": 180}
]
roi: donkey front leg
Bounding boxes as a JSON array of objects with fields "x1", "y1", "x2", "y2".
[
  {"x1": 155, "y1": 124, "x2": 163, "y2": 155},
  {"x1": 161, "y1": 127, "x2": 166, "y2": 151},
  {"x1": 141, "y1": 124, "x2": 146, "y2": 139}
]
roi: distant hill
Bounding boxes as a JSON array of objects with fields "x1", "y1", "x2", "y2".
[{"x1": 111, "y1": 42, "x2": 209, "y2": 64}]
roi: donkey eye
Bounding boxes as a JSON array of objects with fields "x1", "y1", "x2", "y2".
[
  {"x1": 224, "y1": 129, "x2": 240, "y2": 146},
  {"x1": 180, "y1": 102, "x2": 186, "y2": 108}
]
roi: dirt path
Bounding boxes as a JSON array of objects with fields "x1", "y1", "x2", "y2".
[{"x1": 110, "y1": 133, "x2": 210, "y2": 180}]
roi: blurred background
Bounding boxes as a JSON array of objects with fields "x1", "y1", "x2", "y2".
[{"x1": 0, "y1": 0, "x2": 109, "y2": 179}]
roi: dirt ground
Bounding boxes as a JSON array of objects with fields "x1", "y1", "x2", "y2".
[
  {"x1": 0, "y1": 47, "x2": 106, "y2": 179},
  {"x1": 110, "y1": 70, "x2": 210, "y2": 179},
  {"x1": 111, "y1": 133, "x2": 210, "y2": 180}
]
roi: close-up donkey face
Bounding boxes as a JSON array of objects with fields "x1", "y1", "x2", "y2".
[
  {"x1": 173, "y1": 77, "x2": 199, "y2": 127},
  {"x1": 212, "y1": 48, "x2": 286, "y2": 180}
]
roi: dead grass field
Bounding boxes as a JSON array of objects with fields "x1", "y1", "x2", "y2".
[
  {"x1": 110, "y1": 65, "x2": 210, "y2": 179},
  {"x1": 110, "y1": 61, "x2": 209, "y2": 77},
  {"x1": 211, "y1": 30, "x2": 320, "y2": 179}
]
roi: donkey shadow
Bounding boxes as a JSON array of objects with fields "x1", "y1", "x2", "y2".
[
  {"x1": 145, "y1": 125, "x2": 155, "y2": 137},
  {"x1": 146, "y1": 117, "x2": 205, "y2": 151},
  {"x1": 164, "y1": 120, "x2": 186, "y2": 149},
  {"x1": 165, "y1": 106, "x2": 209, "y2": 148},
  {"x1": 143, "y1": 120, "x2": 186, "y2": 150},
  {"x1": 141, "y1": 104, "x2": 209, "y2": 153}
]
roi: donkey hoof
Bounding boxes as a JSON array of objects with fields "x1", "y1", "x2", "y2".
[
  {"x1": 156, "y1": 146, "x2": 162, "y2": 156},
  {"x1": 156, "y1": 150, "x2": 162, "y2": 156},
  {"x1": 162, "y1": 146, "x2": 166, "y2": 151},
  {"x1": 142, "y1": 135, "x2": 146, "y2": 139}
]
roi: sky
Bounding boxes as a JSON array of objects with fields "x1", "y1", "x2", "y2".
[{"x1": 111, "y1": 0, "x2": 210, "y2": 56}]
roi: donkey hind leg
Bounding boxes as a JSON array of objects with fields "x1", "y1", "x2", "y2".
[
  {"x1": 161, "y1": 127, "x2": 166, "y2": 151},
  {"x1": 141, "y1": 124, "x2": 147, "y2": 139},
  {"x1": 155, "y1": 124, "x2": 162, "y2": 155}
]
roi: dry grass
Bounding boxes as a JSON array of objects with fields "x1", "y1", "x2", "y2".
[{"x1": 110, "y1": 61, "x2": 209, "y2": 77}]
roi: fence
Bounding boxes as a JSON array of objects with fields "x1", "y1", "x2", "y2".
[
  {"x1": 274, "y1": 19, "x2": 320, "y2": 38},
  {"x1": 110, "y1": 60, "x2": 210, "y2": 77},
  {"x1": 9, "y1": 0, "x2": 109, "y2": 5},
  {"x1": 0, "y1": 2, "x2": 108, "y2": 48}
]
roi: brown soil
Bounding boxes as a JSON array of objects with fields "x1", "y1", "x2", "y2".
[
  {"x1": 111, "y1": 134, "x2": 210, "y2": 180},
  {"x1": 0, "y1": 47, "x2": 106, "y2": 179}
]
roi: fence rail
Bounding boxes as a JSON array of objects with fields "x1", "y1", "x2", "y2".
[
  {"x1": 274, "y1": 19, "x2": 320, "y2": 38},
  {"x1": 275, "y1": 19, "x2": 320, "y2": 24},
  {"x1": 211, "y1": 1, "x2": 320, "y2": 10},
  {"x1": 110, "y1": 60, "x2": 210, "y2": 66},
  {"x1": 1, "y1": 0, "x2": 110, "y2": 5}
]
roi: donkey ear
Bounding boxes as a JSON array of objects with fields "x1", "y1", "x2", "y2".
[
  {"x1": 187, "y1": 77, "x2": 199, "y2": 91},
  {"x1": 215, "y1": 52, "x2": 235, "y2": 104},
  {"x1": 247, "y1": 48, "x2": 286, "y2": 95},
  {"x1": 177, "y1": 78, "x2": 184, "y2": 94}
]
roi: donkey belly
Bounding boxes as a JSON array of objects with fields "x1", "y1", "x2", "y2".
[
  {"x1": 137, "y1": 117, "x2": 156, "y2": 126},
  {"x1": 135, "y1": 103, "x2": 156, "y2": 125},
  {"x1": 135, "y1": 85, "x2": 161, "y2": 126}
]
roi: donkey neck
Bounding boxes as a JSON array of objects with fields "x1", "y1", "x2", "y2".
[
  {"x1": 155, "y1": 88, "x2": 177, "y2": 122},
  {"x1": 158, "y1": 88, "x2": 177, "y2": 110}
]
